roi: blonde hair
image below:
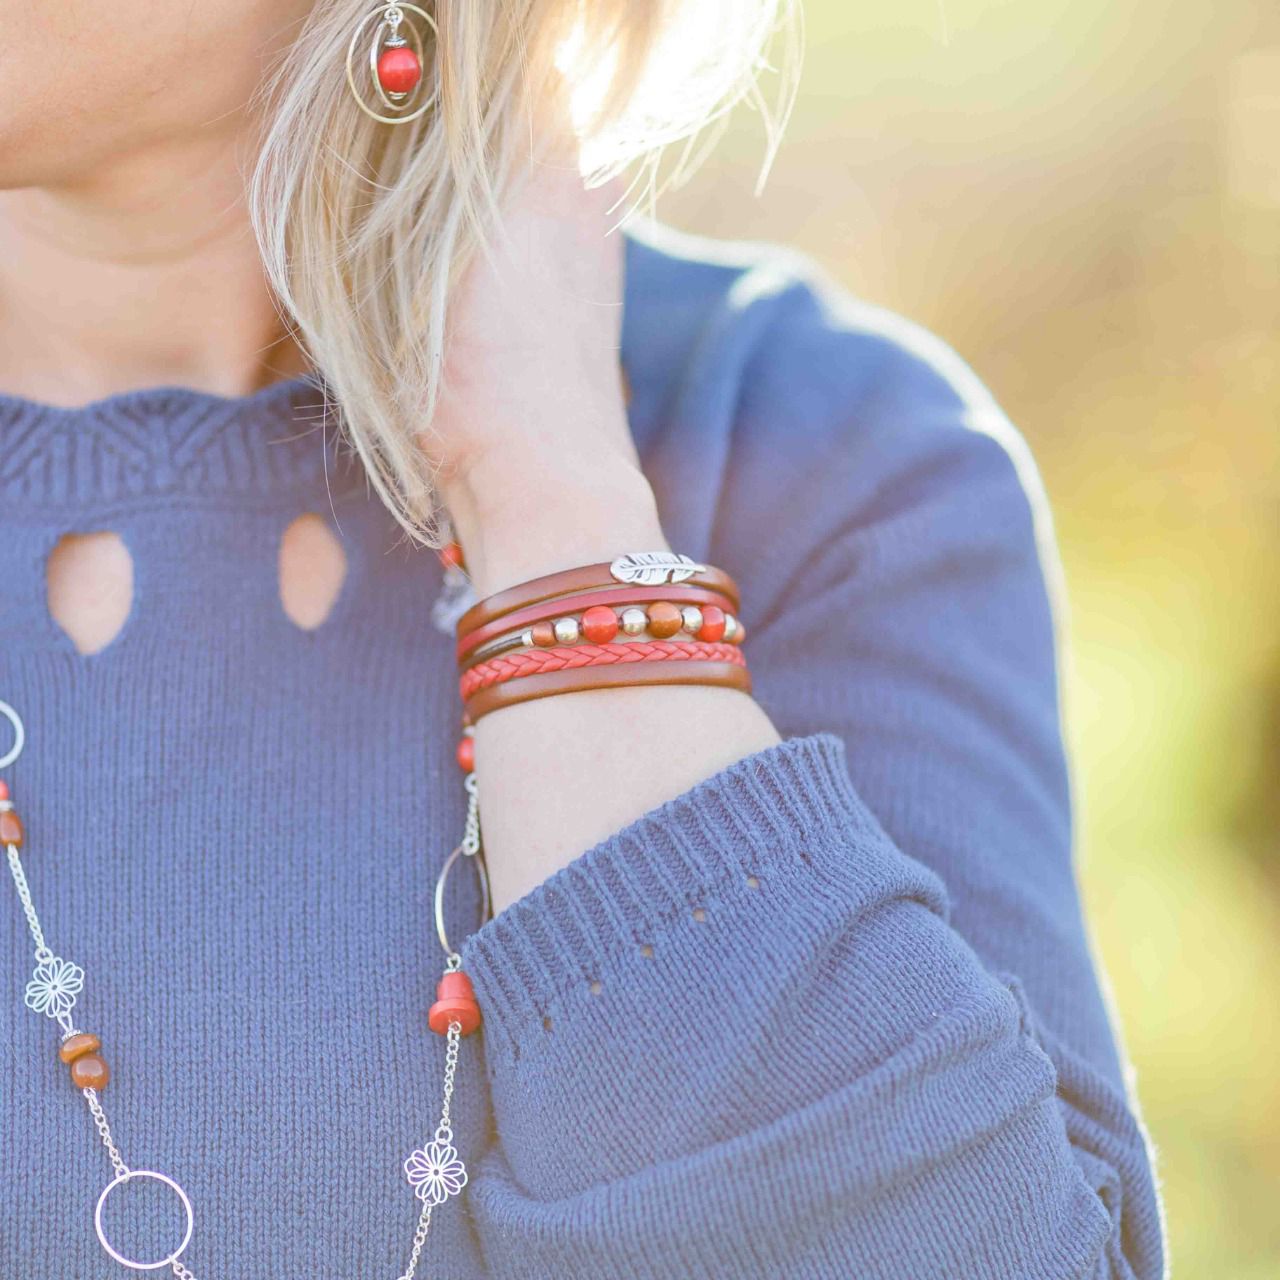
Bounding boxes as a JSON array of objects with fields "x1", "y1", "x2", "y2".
[{"x1": 250, "y1": 1, "x2": 798, "y2": 544}]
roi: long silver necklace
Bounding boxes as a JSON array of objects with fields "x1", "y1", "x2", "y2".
[{"x1": 0, "y1": 697, "x2": 488, "y2": 1277}]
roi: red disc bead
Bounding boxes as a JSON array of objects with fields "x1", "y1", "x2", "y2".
[
  {"x1": 377, "y1": 45, "x2": 422, "y2": 96},
  {"x1": 696, "y1": 604, "x2": 727, "y2": 643},
  {"x1": 428, "y1": 970, "x2": 482, "y2": 1036},
  {"x1": 580, "y1": 605, "x2": 618, "y2": 644},
  {"x1": 455, "y1": 734, "x2": 475, "y2": 774},
  {"x1": 438, "y1": 541, "x2": 464, "y2": 570}
]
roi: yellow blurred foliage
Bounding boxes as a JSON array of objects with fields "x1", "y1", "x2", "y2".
[{"x1": 666, "y1": 1, "x2": 1280, "y2": 1273}]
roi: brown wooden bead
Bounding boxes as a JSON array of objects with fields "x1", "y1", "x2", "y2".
[
  {"x1": 0, "y1": 808, "x2": 24, "y2": 847},
  {"x1": 70, "y1": 1053, "x2": 110, "y2": 1090},
  {"x1": 530, "y1": 621, "x2": 557, "y2": 647},
  {"x1": 645, "y1": 601, "x2": 683, "y2": 639},
  {"x1": 58, "y1": 1032, "x2": 101, "y2": 1064}
]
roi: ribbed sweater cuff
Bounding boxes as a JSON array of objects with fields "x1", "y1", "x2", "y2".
[{"x1": 462, "y1": 733, "x2": 946, "y2": 1040}]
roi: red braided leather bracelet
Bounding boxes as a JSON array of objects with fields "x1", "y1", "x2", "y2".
[{"x1": 459, "y1": 639, "x2": 746, "y2": 701}]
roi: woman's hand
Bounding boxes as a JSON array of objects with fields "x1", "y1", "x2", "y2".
[
  {"x1": 427, "y1": 147, "x2": 668, "y2": 597},
  {"x1": 420, "y1": 137, "x2": 779, "y2": 912}
]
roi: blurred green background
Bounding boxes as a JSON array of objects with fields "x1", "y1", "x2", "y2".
[{"x1": 663, "y1": 2, "x2": 1280, "y2": 1275}]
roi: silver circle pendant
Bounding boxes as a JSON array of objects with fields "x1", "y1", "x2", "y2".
[
  {"x1": 0, "y1": 699, "x2": 25, "y2": 770},
  {"x1": 346, "y1": 4, "x2": 439, "y2": 125},
  {"x1": 94, "y1": 1170, "x2": 194, "y2": 1271}
]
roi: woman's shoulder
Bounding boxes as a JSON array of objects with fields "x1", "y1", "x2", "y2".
[{"x1": 622, "y1": 219, "x2": 1063, "y2": 621}]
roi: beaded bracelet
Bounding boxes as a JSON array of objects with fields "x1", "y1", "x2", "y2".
[
  {"x1": 453, "y1": 552, "x2": 752, "y2": 721},
  {"x1": 456, "y1": 586, "x2": 739, "y2": 664},
  {"x1": 461, "y1": 598, "x2": 743, "y2": 670}
]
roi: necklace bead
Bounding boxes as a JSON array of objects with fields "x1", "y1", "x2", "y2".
[{"x1": 0, "y1": 805, "x2": 24, "y2": 847}]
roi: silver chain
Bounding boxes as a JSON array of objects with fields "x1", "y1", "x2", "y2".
[
  {"x1": 398, "y1": 1019, "x2": 462, "y2": 1280},
  {"x1": 397, "y1": 1201, "x2": 435, "y2": 1280},
  {"x1": 438, "y1": 1022, "x2": 461, "y2": 1138},
  {"x1": 83, "y1": 1088, "x2": 129, "y2": 1178},
  {"x1": 461, "y1": 772, "x2": 480, "y2": 856},
  {"x1": 6, "y1": 843, "x2": 52, "y2": 962},
  {"x1": 3, "y1": 698, "x2": 476, "y2": 1280}
]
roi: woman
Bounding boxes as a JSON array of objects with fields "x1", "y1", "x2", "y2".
[{"x1": 0, "y1": 2, "x2": 1163, "y2": 1277}]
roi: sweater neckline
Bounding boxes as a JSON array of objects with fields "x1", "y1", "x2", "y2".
[{"x1": 0, "y1": 373, "x2": 364, "y2": 512}]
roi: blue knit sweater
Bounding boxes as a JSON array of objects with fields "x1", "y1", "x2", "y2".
[{"x1": 0, "y1": 222, "x2": 1163, "y2": 1279}]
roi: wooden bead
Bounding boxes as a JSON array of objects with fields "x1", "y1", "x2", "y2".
[
  {"x1": 530, "y1": 621, "x2": 557, "y2": 647},
  {"x1": 697, "y1": 604, "x2": 727, "y2": 643},
  {"x1": 70, "y1": 1053, "x2": 110, "y2": 1090},
  {"x1": 59, "y1": 1032, "x2": 101, "y2": 1064},
  {"x1": 580, "y1": 605, "x2": 618, "y2": 644},
  {"x1": 645, "y1": 601, "x2": 683, "y2": 639},
  {"x1": 0, "y1": 807, "x2": 23, "y2": 847}
]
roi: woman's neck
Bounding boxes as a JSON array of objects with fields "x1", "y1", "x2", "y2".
[{"x1": 0, "y1": 131, "x2": 304, "y2": 406}]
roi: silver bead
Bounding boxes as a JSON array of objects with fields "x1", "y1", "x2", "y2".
[
  {"x1": 519, "y1": 629, "x2": 534, "y2": 648},
  {"x1": 619, "y1": 607, "x2": 648, "y2": 636},
  {"x1": 723, "y1": 613, "x2": 739, "y2": 642},
  {"x1": 680, "y1": 605, "x2": 704, "y2": 635},
  {"x1": 553, "y1": 616, "x2": 580, "y2": 644}
]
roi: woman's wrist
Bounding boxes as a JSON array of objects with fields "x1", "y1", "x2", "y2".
[{"x1": 439, "y1": 454, "x2": 669, "y2": 598}]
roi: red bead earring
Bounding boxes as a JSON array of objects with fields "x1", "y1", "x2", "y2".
[{"x1": 345, "y1": 3, "x2": 437, "y2": 125}]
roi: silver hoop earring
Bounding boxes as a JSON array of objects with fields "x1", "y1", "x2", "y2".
[{"x1": 345, "y1": 3, "x2": 438, "y2": 125}]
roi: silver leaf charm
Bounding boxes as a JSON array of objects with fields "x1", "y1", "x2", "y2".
[{"x1": 609, "y1": 552, "x2": 707, "y2": 587}]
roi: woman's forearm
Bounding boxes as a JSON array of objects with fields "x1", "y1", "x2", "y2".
[{"x1": 442, "y1": 455, "x2": 780, "y2": 913}]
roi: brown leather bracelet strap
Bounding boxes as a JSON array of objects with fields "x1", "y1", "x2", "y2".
[
  {"x1": 462, "y1": 660, "x2": 752, "y2": 721},
  {"x1": 455, "y1": 558, "x2": 741, "y2": 636}
]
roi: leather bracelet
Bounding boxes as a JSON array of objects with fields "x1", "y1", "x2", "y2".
[
  {"x1": 456, "y1": 584, "x2": 738, "y2": 664},
  {"x1": 454, "y1": 554, "x2": 741, "y2": 636},
  {"x1": 460, "y1": 639, "x2": 746, "y2": 700},
  {"x1": 462, "y1": 660, "x2": 753, "y2": 721}
]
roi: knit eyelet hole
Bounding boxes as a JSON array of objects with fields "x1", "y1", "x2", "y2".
[
  {"x1": 692, "y1": 907, "x2": 707, "y2": 923},
  {"x1": 46, "y1": 531, "x2": 134, "y2": 656},
  {"x1": 542, "y1": 1015, "x2": 553, "y2": 1033},
  {"x1": 745, "y1": 875, "x2": 760, "y2": 890},
  {"x1": 639, "y1": 944, "x2": 654, "y2": 959},
  {"x1": 279, "y1": 513, "x2": 347, "y2": 631},
  {"x1": 589, "y1": 980, "x2": 603, "y2": 997}
]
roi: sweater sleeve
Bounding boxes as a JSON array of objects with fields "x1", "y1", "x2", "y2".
[{"x1": 459, "y1": 262, "x2": 1165, "y2": 1280}]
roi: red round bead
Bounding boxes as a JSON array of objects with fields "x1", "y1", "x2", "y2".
[
  {"x1": 377, "y1": 45, "x2": 422, "y2": 96},
  {"x1": 0, "y1": 780, "x2": 9, "y2": 801},
  {"x1": 429, "y1": 970, "x2": 482, "y2": 1036},
  {"x1": 456, "y1": 734, "x2": 475, "y2": 774},
  {"x1": 697, "y1": 604, "x2": 727, "y2": 643},
  {"x1": 438, "y1": 541, "x2": 464, "y2": 570},
  {"x1": 580, "y1": 605, "x2": 618, "y2": 644}
]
